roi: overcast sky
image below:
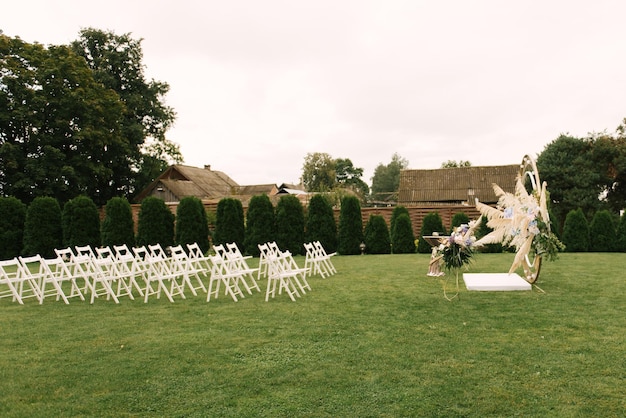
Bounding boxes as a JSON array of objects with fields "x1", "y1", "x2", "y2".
[{"x1": 4, "y1": 1, "x2": 626, "y2": 186}]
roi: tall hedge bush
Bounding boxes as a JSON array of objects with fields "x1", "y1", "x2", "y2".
[
  {"x1": 101, "y1": 197, "x2": 135, "y2": 248},
  {"x1": 305, "y1": 194, "x2": 337, "y2": 253},
  {"x1": 0, "y1": 196, "x2": 27, "y2": 259},
  {"x1": 176, "y1": 196, "x2": 210, "y2": 254},
  {"x1": 390, "y1": 206, "x2": 409, "y2": 240},
  {"x1": 392, "y1": 213, "x2": 416, "y2": 254},
  {"x1": 136, "y1": 197, "x2": 175, "y2": 249},
  {"x1": 213, "y1": 198, "x2": 245, "y2": 250},
  {"x1": 363, "y1": 214, "x2": 390, "y2": 254},
  {"x1": 23, "y1": 197, "x2": 63, "y2": 258},
  {"x1": 589, "y1": 209, "x2": 617, "y2": 252},
  {"x1": 244, "y1": 194, "x2": 275, "y2": 257},
  {"x1": 275, "y1": 195, "x2": 305, "y2": 255},
  {"x1": 562, "y1": 208, "x2": 589, "y2": 252},
  {"x1": 417, "y1": 212, "x2": 445, "y2": 253},
  {"x1": 62, "y1": 195, "x2": 101, "y2": 248},
  {"x1": 337, "y1": 195, "x2": 363, "y2": 255}
]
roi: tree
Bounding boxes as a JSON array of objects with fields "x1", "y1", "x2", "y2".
[
  {"x1": 561, "y1": 208, "x2": 590, "y2": 252},
  {"x1": 213, "y1": 198, "x2": 245, "y2": 250},
  {"x1": 335, "y1": 158, "x2": 370, "y2": 197},
  {"x1": 0, "y1": 34, "x2": 127, "y2": 205},
  {"x1": 337, "y1": 195, "x2": 363, "y2": 255},
  {"x1": 101, "y1": 197, "x2": 135, "y2": 248},
  {"x1": 62, "y1": 196, "x2": 101, "y2": 248},
  {"x1": 370, "y1": 153, "x2": 409, "y2": 202},
  {"x1": 391, "y1": 213, "x2": 416, "y2": 254},
  {"x1": 71, "y1": 28, "x2": 182, "y2": 200},
  {"x1": 23, "y1": 197, "x2": 63, "y2": 258},
  {"x1": 450, "y1": 212, "x2": 470, "y2": 233},
  {"x1": 275, "y1": 195, "x2": 305, "y2": 255},
  {"x1": 244, "y1": 194, "x2": 275, "y2": 257},
  {"x1": 305, "y1": 194, "x2": 338, "y2": 253},
  {"x1": 417, "y1": 212, "x2": 445, "y2": 253},
  {"x1": 136, "y1": 197, "x2": 174, "y2": 249},
  {"x1": 589, "y1": 210, "x2": 617, "y2": 252},
  {"x1": 0, "y1": 196, "x2": 27, "y2": 259},
  {"x1": 301, "y1": 152, "x2": 336, "y2": 192},
  {"x1": 390, "y1": 206, "x2": 410, "y2": 240},
  {"x1": 176, "y1": 196, "x2": 210, "y2": 254},
  {"x1": 441, "y1": 160, "x2": 472, "y2": 168},
  {"x1": 363, "y1": 215, "x2": 390, "y2": 254}
]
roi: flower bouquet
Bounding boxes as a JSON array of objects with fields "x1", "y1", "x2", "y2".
[{"x1": 437, "y1": 221, "x2": 481, "y2": 300}]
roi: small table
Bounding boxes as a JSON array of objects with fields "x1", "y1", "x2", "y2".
[{"x1": 423, "y1": 235, "x2": 445, "y2": 277}]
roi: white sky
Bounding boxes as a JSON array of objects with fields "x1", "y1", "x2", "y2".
[{"x1": 3, "y1": 1, "x2": 626, "y2": 186}]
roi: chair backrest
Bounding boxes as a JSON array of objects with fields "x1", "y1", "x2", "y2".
[{"x1": 75, "y1": 245, "x2": 96, "y2": 259}]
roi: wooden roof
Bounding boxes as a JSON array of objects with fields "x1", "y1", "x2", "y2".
[
  {"x1": 136, "y1": 165, "x2": 239, "y2": 202},
  {"x1": 397, "y1": 164, "x2": 519, "y2": 205}
]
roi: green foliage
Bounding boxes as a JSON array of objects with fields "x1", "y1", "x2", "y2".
[
  {"x1": 0, "y1": 196, "x2": 27, "y2": 259},
  {"x1": 337, "y1": 196, "x2": 363, "y2": 255},
  {"x1": 136, "y1": 197, "x2": 174, "y2": 249},
  {"x1": 562, "y1": 208, "x2": 590, "y2": 252},
  {"x1": 363, "y1": 215, "x2": 390, "y2": 254},
  {"x1": 71, "y1": 28, "x2": 179, "y2": 201},
  {"x1": 417, "y1": 212, "x2": 445, "y2": 253},
  {"x1": 391, "y1": 213, "x2": 416, "y2": 254},
  {"x1": 22, "y1": 197, "x2": 62, "y2": 258},
  {"x1": 301, "y1": 152, "x2": 336, "y2": 192},
  {"x1": 175, "y1": 196, "x2": 210, "y2": 254},
  {"x1": 389, "y1": 206, "x2": 409, "y2": 240},
  {"x1": 476, "y1": 215, "x2": 503, "y2": 253},
  {"x1": 305, "y1": 194, "x2": 337, "y2": 253},
  {"x1": 0, "y1": 34, "x2": 126, "y2": 205},
  {"x1": 450, "y1": 212, "x2": 470, "y2": 233},
  {"x1": 589, "y1": 210, "x2": 617, "y2": 252},
  {"x1": 62, "y1": 196, "x2": 101, "y2": 248},
  {"x1": 370, "y1": 153, "x2": 409, "y2": 202},
  {"x1": 335, "y1": 158, "x2": 369, "y2": 198},
  {"x1": 244, "y1": 194, "x2": 275, "y2": 257},
  {"x1": 275, "y1": 195, "x2": 305, "y2": 256},
  {"x1": 617, "y1": 213, "x2": 626, "y2": 252},
  {"x1": 101, "y1": 197, "x2": 135, "y2": 248},
  {"x1": 213, "y1": 198, "x2": 245, "y2": 250},
  {"x1": 441, "y1": 160, "x2": 472, "y2": 168}
]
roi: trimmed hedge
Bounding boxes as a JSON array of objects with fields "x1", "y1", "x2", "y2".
[
  {"x1": 244, "y1": 194, "x2": 275, "y2": 257},
  {"x1": 417, "y1": 212, "x2": 445, "y2": 253},
  {"x1": 275, "y1": 195, "x2": 305, "y2": 256},
  {"x1": 337, "y1": 195, "x2": 363, "y2": 255},
  {"x1": 176, "y1": 196, "x2": 210, "y2": 254},
  {"x1": 101, "y1": 197, "x2": 135, "y2": 248},
  {"x1": 364, "y1": 214, "x2": 391, "y2": 254},
  {"x1": 562, "y1": 208, "x2": 590, "y2": 252},
  {"x1": 391, "y1": 213, "x2": 416, "y2": 254},
  {"x1": 213, "y1": 198, "x2": 245, "y2": 250},
  {"x1": 23, "y1": 197, "x2": 63, "y2": 258},
  {"x1": 305, "y1": 194, "x2": 337, "y2": 254},
  {"x1": 62, "y1": 195, "x2": 101, "y2": 248},
  {"x1": 589, "y1": 210, "x2": 617, "y2": 252},
  {"x1": 136, "y1": 197, "x2": 175, "y2": 249},
  {"x1": 0, "y1": 196, "x2": 27, "y2": 259}
]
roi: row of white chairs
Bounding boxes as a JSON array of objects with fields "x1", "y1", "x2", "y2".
[
  {"x1": 0, "y1": 243, "x2": 212, "y2": 305},
  {"x1": 257, "y1": 242, "x2": 312, "y2": 302},
  {"x1": 304, "y1": 241, "x2": 337, "y2": 279}
]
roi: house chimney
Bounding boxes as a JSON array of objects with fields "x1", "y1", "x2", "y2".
[{"x1": 204, "y1": 165, "x2": 211, "y2": 171}]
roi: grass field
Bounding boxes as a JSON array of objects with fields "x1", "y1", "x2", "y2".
[{"x1": 1, "y1": 252, "x2": 625, "y2": 417}]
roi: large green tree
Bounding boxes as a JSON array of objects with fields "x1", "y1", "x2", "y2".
[
  {"x1": 71, "y1": 28, "x2": 182, "y2": 200},
  {"x1": 335, "y1": 158, "x2": 370, "y2": 197},
  {"x1": 0, "y1": 34, "x2": 126, "y2": 205},
  {"x1": 370, "y1": 153, "x2": 408, "y2": 202},
  {"x1": 301, "y1": 152, "x2": 336, "y2": 192}
]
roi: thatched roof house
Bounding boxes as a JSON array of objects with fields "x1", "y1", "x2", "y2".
[{"x1": 397, "y1": 164, "x2": 519, "y2": 206}]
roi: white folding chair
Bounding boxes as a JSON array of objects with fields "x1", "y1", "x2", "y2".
[
  {"x1": 0, "y1": 258, "x2": 40, "y2": 304},
  {"x1": 313, "y1": 241, "x2": 337, "y2": 276},
  {"x1": 225, "y1": 243, "x2": 260, "y2": 293},
  {"x1": 137, "y1": 245, "x2": 185, "y2": 303},
  {"x1": 113, "y1": 244, "x2": 146, "y2": 296},
  {"x1": 95, "y1": 246, "x2": 135, "y2": 301},
  {"x1": 186, "y1": 242, "x2": 212, "y2": 273},
  {"x1": 170, "y1": 245, "x2": 207, "y2": 296},
  {"x1": 264, "y1": 252, "x2": 302, "y2": 302},
  {"x1": 72, "y1": 245, "x2": 120, "y2": 304},
  {"x1": 304, "y1": 242, "x2": 330, "y2": 278},
  {"x1": 18, "y1": 255, "x2": 70, "y2": 304},
  {"x1": 41, "y1": 255, "x2": 86, "y2": 302},
  {"x1": 206, "y1": 249, "x2": 245, "y2": 302}
]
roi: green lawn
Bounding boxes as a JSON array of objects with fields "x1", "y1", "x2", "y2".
[{"x1": 1, "y1": 253, "x2": 625, "y2": 417}]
